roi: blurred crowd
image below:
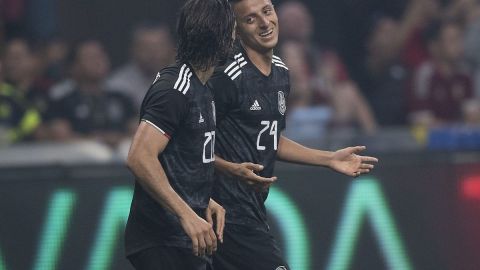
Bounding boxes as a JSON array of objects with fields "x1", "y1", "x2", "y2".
[{"x1": 1, "y1": 0, "x2": 480, "y2": 150}]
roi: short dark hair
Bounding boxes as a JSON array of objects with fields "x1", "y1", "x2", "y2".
[{"x1": 176, "y1": 0, "x2": 235, "y2": 71}]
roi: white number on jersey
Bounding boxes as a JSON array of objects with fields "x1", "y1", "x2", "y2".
[
  {"x1": 257, "y1": 120, "x2": 278, "y2": 151},
  {"x1": 203, "y1": 131, "x2": 216, "y2": 163}
]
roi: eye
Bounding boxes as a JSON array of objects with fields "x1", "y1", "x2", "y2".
[
  {"x1": 246, "y1": 17, "x2": 254, "y2": 24},
  {"x1": 264, "y1": 9, "x2": 272, "y2": 15}
]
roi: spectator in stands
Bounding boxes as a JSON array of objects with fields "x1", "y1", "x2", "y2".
[
  {"x1": 2, "y1": 39, "x2": 48, "y2": 141},
  {"x1": 463, "y1": 0, "x2": 480, "y2": 96},
  {"x1": 39, "y1": 38, "x2": 70, "y2": 84},
  {"x1": 365, "y1": 16, "x2": 410, "y2": 126},
  {"x1": 409, "y1": 20, "x2": 474, "y2": 126},
  {"x1": 277, "y1": 1, "x2": 377, "y2": 134},
  {"x1": 106, "y1": 23, "x2": 175, "y2": 110},
  {"x1": 46, "y1": 40, "x2": 136, "y2": 147},
  {"x1": 0, "y1": 56, "x2": 41, "y2": 145},
  {"x1": 2, "y1": 38, "x2": 50, "y2": 113},
  {"x1": 399, "y1": 0, "x2": 442, "y2": 70}
]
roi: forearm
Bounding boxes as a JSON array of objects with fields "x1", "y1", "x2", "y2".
[
  {"x1": 277, "y1": 135, "x2": 333, "y2": 167},
  {"x1": 127, "y1": 154, "x2": 195, "y2": 218},
  {"x1": 214, "y1": 155, "x2": 237, "y2": 176}
]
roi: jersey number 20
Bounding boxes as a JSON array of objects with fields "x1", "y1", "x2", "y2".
[
  {"x1": 203, "y1": 131, "x2": 215, "y2": 163},
  {"x1": 257, "y1": 120, "x2": 278, "y2": 151}
]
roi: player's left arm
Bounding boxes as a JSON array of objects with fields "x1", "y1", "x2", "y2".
[
  {"x1": 214, "y1": 156, "x2": 277, "y2": 185},
  {"x1": 277, "y1": 135, "x2": 378, "y2": 177}
]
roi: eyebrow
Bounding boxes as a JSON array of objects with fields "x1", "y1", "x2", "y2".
[{"x1": 242, "y1": 4, "x2": 273, "y2": 19}]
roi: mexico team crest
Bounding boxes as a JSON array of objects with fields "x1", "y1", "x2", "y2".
[{"x1": 278, "y1": 91, "x2": 286, "y2": 115}]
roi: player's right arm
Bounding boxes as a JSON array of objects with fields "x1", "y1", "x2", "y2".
[
  {"x1": 127, "y1": 123, "x2": 217, "y2": 257},
  {"x1": 127, "y1": 81, "x2": 216, "y2": 257}
]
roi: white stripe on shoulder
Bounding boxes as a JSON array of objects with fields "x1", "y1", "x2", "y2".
[
  {"x1": 227, "y1": 65, "x2": 241, "y2": 76},
  {"x1": 231, "y1": 70, "x2": 242, "y2": 80},
  {"x1": 272, "y1": 58, "x2": 286, "y2": 65},
  {"x1": 224, "y1": 61, "x2": 237, "y2": 73},
  {"x1": 182, "y1": 72, "x2": 194, "y2": 94},
  {"x1": 274, "y1": 63, "x2": 289, "y2": 70},
  {"x1": 174, "y1": 64, "x2": 187, "y2": 89},
  {"x1": 177, "y1": 68, "x2": 191, "y2": 93},
  {"x1": 272, "y1": 55, "x2": 282, "y2": 60},
  {"x1": 224, "y1": 53, "x2": 247, "y2": 81},
  {"x1": 142, "y1": 119, "x2": 166, "y2": 134}
]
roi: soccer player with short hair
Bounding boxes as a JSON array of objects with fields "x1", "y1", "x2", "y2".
[
  {"x1": 209, "y1": 0, "x2": 379, "y2": 269},
  {"x1": 124, "y1": 0, "x2": 235, "y2": 269}
]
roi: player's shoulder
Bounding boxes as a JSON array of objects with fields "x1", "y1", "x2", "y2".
[
  {"x1": 271, "y1": 54, "x2": 289, "y2": 72},
  {"x1": 217, "y1": 50, "x2": 248, "y2": 82},
  {"x1": 150, "y1": 63, "x2": 195, "y2": 96}
]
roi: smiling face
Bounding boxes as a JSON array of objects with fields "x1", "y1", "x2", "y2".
[{"x1": 233, "y1": 0, "x2": 279, "y2": 54}]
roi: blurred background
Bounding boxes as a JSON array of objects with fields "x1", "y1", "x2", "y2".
[{"x1": 1, "y1": 0, "x2": 480, "y2": 269}]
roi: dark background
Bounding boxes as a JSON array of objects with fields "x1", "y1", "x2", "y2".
[{"x1": 56, "y1": 0, "x2": 406, "y2": 87}]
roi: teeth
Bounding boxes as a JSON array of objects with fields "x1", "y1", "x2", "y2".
[{"x1": 260, "y1": 29, "x2": 273, "y2": 37}]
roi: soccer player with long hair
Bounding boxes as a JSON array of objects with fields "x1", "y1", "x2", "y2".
[{"x1": 124, "y1": 0, "x2": 235, "y2": 269}]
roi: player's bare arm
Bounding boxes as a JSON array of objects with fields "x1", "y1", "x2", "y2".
[
  {"x1": 127, "y1": 121, "x2": 217, "y2": 256},
  {"x1": 277, "y1": 135, "x2": 378, "y2": 177}
]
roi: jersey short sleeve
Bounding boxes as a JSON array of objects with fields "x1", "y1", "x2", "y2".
[
  {"x1": 140, "y1": 83, "x2": 188, "y2": 138},
  {"x1": 209, "y1": 69, "x2": 237, "y2": 123}
]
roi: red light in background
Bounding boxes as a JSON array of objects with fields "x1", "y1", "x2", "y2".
[{"x1": 461, "y1": 176, "x2": 480, "y2": 200}]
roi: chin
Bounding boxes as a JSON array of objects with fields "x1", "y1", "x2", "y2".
[{"x1": 263, "y1": 39, "x2": 278, "y2": 50}]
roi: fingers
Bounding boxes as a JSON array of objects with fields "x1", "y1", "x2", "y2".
[
  {"x1": 206, "y1": 207, "x2": 213, "y2": 226},
  {"x1": 192, "y1": 236, "x2": 199, "y2": 256},
  {"x1": 351, "y1": 168, "x2": 372, "y2": 177},
  {"x1": 360, "y1": 163, "x2": 374, "y2": 170},
  {"x1": 246, "y1": 171, "x2": 277, "y2": 184},
  {"x1": 198, "y1": 235, "x2": 207, "y2": 257},
  {"x1": 216, "y1": 210, "x2": 225, "y2": 243},
  {"x1": 244, "y1": 162, "x2": 264, "y2": 172},
  {"x1": 361, "y1": 156, "x2": 378, "y2": 163},
  {"x1": 208, "y1": 227, "x2": 218, "y2": 253},
  {"x1": 350, "y1": 145, "x2": 366, "y2": 154},
  {"x1": 351, "y1": 171, "x2": 360, "y2": 177}
]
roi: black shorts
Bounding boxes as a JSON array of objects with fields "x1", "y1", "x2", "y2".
[
  {"x1": 127, "y1": 246, "x2": 212, "y2": 270},
  {"x1": 213, "y1": 224, "x2": 290, "y2": 270}
]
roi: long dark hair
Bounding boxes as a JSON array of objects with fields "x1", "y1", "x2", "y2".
[{"x1": 176, "y1": 0, "x2": 235, "y2": 71}]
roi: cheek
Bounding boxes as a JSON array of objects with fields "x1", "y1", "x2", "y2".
[{"x1": 239, "y1": 26, "x2": 257, "y2": 41}]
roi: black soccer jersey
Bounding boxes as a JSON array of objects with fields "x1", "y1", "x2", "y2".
[
  {"x1": 125, "y1": 62, "x2": 217, "y2": 255},
  {"x1": 209, "y1": 45, "x2": 290, "y2": 230}
]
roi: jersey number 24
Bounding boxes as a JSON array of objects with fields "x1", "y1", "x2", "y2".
[{"x1": 257, "y1": 120, "x2": 278, "y2": 151}]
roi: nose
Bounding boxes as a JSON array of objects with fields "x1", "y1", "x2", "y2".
[{"x1": 259, "y1": 14, "x2": 269, "y2": 29}]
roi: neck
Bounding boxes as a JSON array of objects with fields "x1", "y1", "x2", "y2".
[
  {"x1": 192, "y1": 66, "x2": 214, "y2": 85},
  {"x1": 242, "y1": 42, "x2": 273, "y2": 76}
]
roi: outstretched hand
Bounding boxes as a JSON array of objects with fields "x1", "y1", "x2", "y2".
[
  {"x1": 230, "y1": 162, "x2": 277, "y2": 188},
  {"x1": 329, "y1": 146, "x2": 378, "y2": 177}
]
